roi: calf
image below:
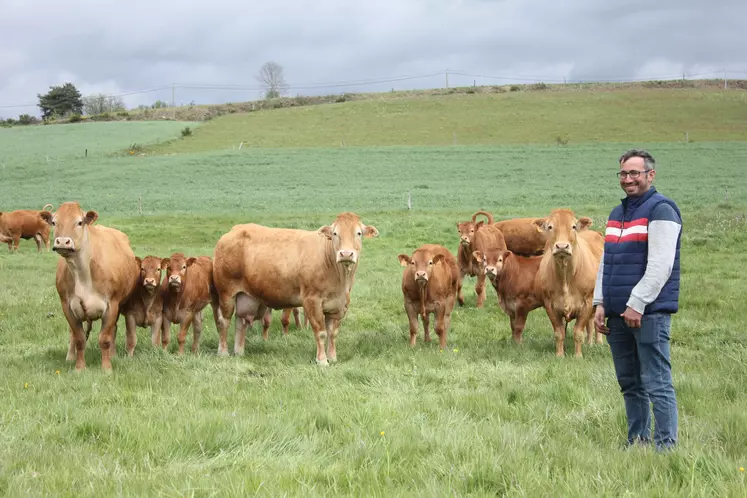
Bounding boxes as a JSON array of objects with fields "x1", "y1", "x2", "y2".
[
  {"x1": 120, "y1": 256, "x2": 165, "y2": 354},
  {"x1": 160, "y1": 253, "x2": 218, "y2": 355},
  {"x1": 470, "y1": 224, "x2": 507, "y2": 307},
  {"x1": 0, "y1": 204, "x2": 54, "y2": 252},
  {"x1": 212, "y1": 212, "x2": 378, "y2": 365},
  {"x1": 398, "y1": 244, "x2": 459, "y2": 348},
  {"x1": 456, "y1": 218, "x2": 484, "y2": 306},
  {"x1": 474, "y1": 248, "x2": 543, "y2": 343},
  {"x1": 40, "y1": 202, "x2": 138, "y2": 371},
  {"x1": 533, "y1": 209, "x2": 604, "y2": 357}
]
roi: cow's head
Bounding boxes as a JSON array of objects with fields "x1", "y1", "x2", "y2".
[
  {"x1": 136, "y1": 256, "x2": 163, "y2": 294},
  {"x1": 472, "y1": 249, "x2": 508, "y2": 282},
  {"x1": 457, "y1": 220, "x2": 483, "y2": 247},
  {"x1": 40, "y1": 201, "x2": 98, "y2": 257},
  {"x1": 399, "y1": 250, "x2": 445, "y2": 287},
  {"x1": 318, "y1": 212, "x2": 378, "y2": 265},
  {"x1": 161, "y1": 253, "x2": 197, "y2": 290},
  {"x1": 533, "y1": 209, "x2": 592, "y2": 258}
]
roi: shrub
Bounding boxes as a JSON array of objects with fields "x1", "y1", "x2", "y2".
[{"x1": 181, "y1": 126, "x2": 192, "y2": 137}]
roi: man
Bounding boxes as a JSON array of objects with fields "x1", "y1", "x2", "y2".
[{"x1": 593, "y1": 149, "x2": 682, "y2": 451}]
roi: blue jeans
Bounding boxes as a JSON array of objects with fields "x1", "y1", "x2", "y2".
[{"x1": 607, "y1": 312, "x2": 678, "y2": 450}]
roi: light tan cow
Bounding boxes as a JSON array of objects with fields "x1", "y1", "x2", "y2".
[
  {"x1": 40, "y1": 202, "x2": 138, "y2": 371},
  {"x1": 160, "y1": 253, "x2": 218, "y2": 355},
  {"x1": 0, "y1": 204, "x2": 54, "y2": 252},
  {"x1": 398, "y1": 244, "x2": 459, "y2": 349},
  {"x1": 533, "y1": 209, "x2": 604, "y2": 357},
  {"x1": 212, "y1": 212, "x2": 378, "y2": 365},
  {"x1": 120, "y1": 256, "x2": 165, "y2": 353}
]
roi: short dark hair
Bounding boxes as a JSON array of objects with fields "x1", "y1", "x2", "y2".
[{"x1": 619, "y1": 149, "x2": 656, "y2": 170}]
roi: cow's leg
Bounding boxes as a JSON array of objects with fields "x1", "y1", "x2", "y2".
[
  {"x1": 574, "y1": 309, "x2": 595, "y2": 358},
  {"x1": 124, "y1": 314, "x2": 138, "y2": 358},
  {"x1": 281, "y1": 308, "x2": 291, "y2": 335},
  {"x1": 545, "y1": 305, "x2": 567, "y2": 357},
  {"x1": 325, "y1": 316, "x2": 340, "y2": 363},
  {"x1": 109, "y1": 322, "x2": 117, "y2": 358},
  {"x1": 293, "y1": 308, "x2": 302, "y2": 329},
  {"x1": 12, "y1": 234, "x2": 20, "y2": 252},
  {"x1": 98, "y1": 303, "x2": 120, "y2": 372},
  {"x1": 475, "y1": 271, "x2": 487, "y2": 308},
  {"x1": 233, "y1": 316, "x2": 249, "y2": 356},
  {"x1": 303, "y1": 298, "x2": 328, "y2": 366},
  {"x1": 34, "y1": 234, "x2": 42, "y2": 252},
  {"x1": 161, "y1": 318, "x2": 172, "y2": 350},
  {"x1": 457, "y1": 268, "x2": 466, "y2": 306},
  {"x1": 61, "y1": 303, "x2": 87, "y2": 370},
  {"x1": 216, "y1": 292, "x2": 236, "y2": 357},
  {"x1": 434, "y1": 305, "x2": 448, "y2": 350},
  {"x1": 192, "y1": 311, "x2": 203, "y2": 353},
  {"x1": 176, "y1": 312, "x2": 195, "y2": 356},
  {"x1": 151, "y1": 315, "x2": 162, "y2": 347},
  {"x1": 404, "y1": 299, "x2": 420, "y2": 346},
  {"x1": 511, "y1": 310, "x2": 528, "y2": 344},
  {"x1": 422, "y1": 310, "x2": 431, "y2": 343},
  {"x1": 261, "y1": 308, "x2": 272, "y2": 340}
]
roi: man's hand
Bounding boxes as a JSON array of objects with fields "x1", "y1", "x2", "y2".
[
  {"x1": 594, "y1": 305, "x2": 609, "y2": 335},
  {"x1": 621, "y1": 307, "x2": 643, "y2": 328}
]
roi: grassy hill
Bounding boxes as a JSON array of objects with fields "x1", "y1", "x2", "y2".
[{"x1": 146, "y1": 85, "x2": 747, "y2": 153}]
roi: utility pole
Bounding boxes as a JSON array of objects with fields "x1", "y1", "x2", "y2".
[
  {"x1": 172, "y1": 83, "x2": 176, "y2": 120},
  {"x1": 445, "y1": 69, "x2": 449, "y2": 89},
  {"x1": 723, "y1": 69, "x2": 727, "y2": 89}
]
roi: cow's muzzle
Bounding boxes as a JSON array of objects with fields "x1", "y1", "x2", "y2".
[
  {"x1": 53, "y1": 237, "x2": 75, "y2": 255},
  {"x1": 337, "y1": 250, "x2": 357, "y2": 265}
]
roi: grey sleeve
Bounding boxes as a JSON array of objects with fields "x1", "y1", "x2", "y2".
[
  {"x1": 593, "y1": 251, "x2": 604, "y2": 306},
  {"x1": 627, "y1": 204, "x2": 682, "y2": 313}
]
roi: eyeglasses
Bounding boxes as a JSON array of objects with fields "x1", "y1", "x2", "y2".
[{"x1": 617, "y1": 169, "x2": 652, "y2": 179}]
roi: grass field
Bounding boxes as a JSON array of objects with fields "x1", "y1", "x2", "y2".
[
  {"x1": 1, "y1": 114, "x2": 747, "y2": 496},
  {"x1": 148, "y1": 87, "x2": 747, "y2": 152}
]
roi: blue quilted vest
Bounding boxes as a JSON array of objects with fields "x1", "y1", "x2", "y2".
[{"x1": 602, "y1": 187, "x2": 681, "y2": 316}]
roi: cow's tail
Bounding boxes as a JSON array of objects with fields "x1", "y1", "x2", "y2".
[
  {"x1": 42, "y1": 204, "x2": 55, "y2": 213},
  {"x1": 472, "y1": 210, "x2": 494, "y2": 225}
]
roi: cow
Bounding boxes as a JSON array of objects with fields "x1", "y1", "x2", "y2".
[
  {"x1": 469, "y1": 223, "x2": 506, "y2": 307},
  {"x1": 474, "y1": 247, "x2": 543, "y2": 343},
  {"x1": 398, "y1": 244, "x2": 459, "y2": 349},
  {"x1": 456, "y1": 218, "x2": 484, "y2": 306},
  {"x1": 0, "y1": 204, "x2": 54, "y2": 252},
  {"x1": 160, "y1": 253, "x2": 218, "y2": 355},
  {"x1": 280, "y1": 307, "x2": 305, "y2": 335},
  {"x1": 120, "y1": 256, "x2": 165, "y2": 354},
  {"x1": 533, "y1": 209, "x2": 604, "y2": 357},
  {"x1": 40, "y1": 202, "x2": 138, "y2": 371},
  {"x1": 212, "y1": 212, "x2": 378, "y2": 366},
  {"x1": 472, "y1": 210, "x2": 546, "y2": 256}
]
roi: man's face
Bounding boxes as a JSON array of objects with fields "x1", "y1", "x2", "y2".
[{"x1": 619, "y1": 156, "x2": 655, "y2": 197}]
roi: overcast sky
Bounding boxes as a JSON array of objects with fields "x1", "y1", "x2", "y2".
[{"x1": 1, "y1": 0, "x2": 746, "y2": 118}]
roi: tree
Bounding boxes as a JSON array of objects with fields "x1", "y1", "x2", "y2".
[
  {"x1": 256, "y1": 61, "x2": 289, "y2": 99},
  {"x1": 37, "y1": 82, "x2": 83, "y2": 119},
  {"x1": 151, "y1": 100, "x2": 169, "y2": 109},
  {"x1": 83, "y1": 94, "x2": 126, "y2": 115}
]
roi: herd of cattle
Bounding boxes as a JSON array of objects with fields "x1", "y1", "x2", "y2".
[{"x1": 0, "y1": 201, "x2": 605, "y2": 372}]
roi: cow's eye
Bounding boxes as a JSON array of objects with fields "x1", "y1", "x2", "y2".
[
  {"x1": 547, "y1": 224, "x2": 554, "y2": 230},
  {"x1": 356, "y1": 230, "x2": 362, "y2": 236},
  {"x1": 572, "y1": 224, "x2": 577, "y2": 230},
  {"x1": 77, "y1": 221, "x2": 83, "y2": 227},
  {"x1": 182, "y1": 265, "x2": 186, "y2": 270}
]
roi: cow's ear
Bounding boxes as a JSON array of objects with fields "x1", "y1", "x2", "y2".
[
  {"x1": 476, "y1": 221, "x2": 484, "y2": 230},
  {"x1": 318, "y1": 225, "x2": 333, "y2": 239},
  {"x1": 577, "y1": 217, "x2": 592, "y2": 231},
  {"x1": 84, "y1": 211, "x2": 98, "y2": 225},
  {"x1": 363, "y1": 225, "x2": 379, "y2": 238},
  {"x1": 40, "y1": 211, "x2": 53, "y2": 225},
  {"x1": 135, "y1": 256, "x2": 142, "y2": 267},
  {"x1": 187, "y1": 257, "x2": 197, "y2": 267},
  {"x1": 432, "y1": 254, "x2": 445, "y2": 265},
  {"x1": 398, "y1": 254, "x2": 411, "y2": 266},
  {"x1": 160, "y1": 258, "x2": 170, "y2": 270},
  {"x1": 472, "y1": 250, "x2": 482, "y2": 262},
  {"x1": 533, "y1": 218, "x2": 547, "y2": 232},
  {"x1": 503, "y1": 250, "x2": 512, "y2": 260}
]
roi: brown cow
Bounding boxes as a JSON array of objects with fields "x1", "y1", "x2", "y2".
[
  {"x1": 456, "y1": 218, "x2": 484, "y2": 306},
  {"x1": 40, "y1": 202, "x2": 138, "y2": 371},
  {"x1": 472, "y1": 211, "x2": 545, "y2": 256},
  {"x1": 398, "y1": 244, "x2": 459, "y2": 348},
  {"x1": 533, "y1": 209, "x2": 604, "y2": 357},
  {"x1": 212, "y1": 212, "x2": 378, "y2": 365},
  {"x1": 474, "y1": 248, "x2": 543, "y2": 343},
  {"x1": 0, "y1": 204, "x2": 54, "y2": 252},
  {"x1": 120, "y1": 256, "x2": 165, "y2": 354},
  {"x1": 470, "y1": 223, "x2": 507, "y2": 307},
  {"x1": 160, "y1": 253, "x2": 218, "y2": 355}
]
